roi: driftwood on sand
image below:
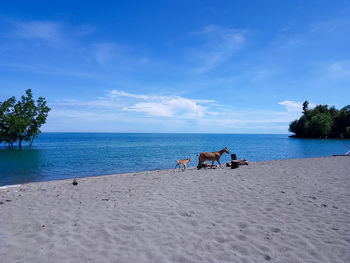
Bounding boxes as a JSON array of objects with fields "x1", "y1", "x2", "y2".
[
  {"x1": 197, "y1": 163, "x2": 218, "y2": 169},
  {"x1": 226, "y1": 159, "x2": 249, "y2": 169}
]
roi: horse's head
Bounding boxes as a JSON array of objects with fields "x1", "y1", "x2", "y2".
[{"x1": 224, "y1": 147, "x2": 230, "y2": 154}]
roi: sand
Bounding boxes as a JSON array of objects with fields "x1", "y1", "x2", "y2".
[{"x1": 0, "y1": 156, "x2": 349, "y2": 263}]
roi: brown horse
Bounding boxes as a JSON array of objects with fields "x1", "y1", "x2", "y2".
[{"x1": 197, "y1": 147, "x2": 230, "y2": 168}]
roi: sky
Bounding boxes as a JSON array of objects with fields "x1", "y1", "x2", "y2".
[{"x1": 0, "y1": 0, "x2": 349, "y2": 133}]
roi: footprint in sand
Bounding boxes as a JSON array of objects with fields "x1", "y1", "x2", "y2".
[
  {"x1": 264, "y1": 254, "x2": 272, "y2": 261},
  {"x1": 270, "y1": 227, "x2": 281, "y2": 233},
  {"x1": 237, "y1": 222, "x2": 248, "y2": 229},
  {"x1": 178, "y1": 211, "x2": 191, "y2": 217},
  {"x1": 215, "y1": 236, "x2": 227, "y2": 243},
  {"x1": 235, "y1": 234, "x2": 248, "y2": 241}
]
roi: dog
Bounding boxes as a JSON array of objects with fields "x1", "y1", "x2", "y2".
[{"x1": 175, "y1": 158, "x2": 192, "y2": 171}]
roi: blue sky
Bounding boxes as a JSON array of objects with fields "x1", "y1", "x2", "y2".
[{"x1": 1, "y1": 0, "x2": 349, "y2": 133}]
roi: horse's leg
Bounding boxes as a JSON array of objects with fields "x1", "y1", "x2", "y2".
[
  {"x1": 217, "y1": 159, "x2": 222, "y2": 168},
  {"x1": 198, "y1": 157, "x2": 204, "y2": 169}
]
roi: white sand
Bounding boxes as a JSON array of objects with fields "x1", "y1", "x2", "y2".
[{"x1": 1, "y1": 156, "x2": 349, "y2": 263}]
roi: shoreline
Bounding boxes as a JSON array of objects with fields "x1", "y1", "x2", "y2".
[
  {"x1": 1, "y1": 155, "x2": 348, "y2": 188},
  {"x1": 1, "y1": 156, "x2": 349, "y2": 262}
]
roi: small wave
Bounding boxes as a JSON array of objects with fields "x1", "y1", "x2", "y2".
[{"x1": 0, "y1": 184, "x2": 21, "y2": 190}]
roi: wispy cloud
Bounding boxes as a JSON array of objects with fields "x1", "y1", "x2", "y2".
[
  {"x1": 0, "y1": 62, "x2": 97, "y2": 78},
  {"x1": 328, "y1": 60, "x2": 350, "y2": 77},
  {"x1": 189, "y1": 25, "x2": 245, "y2": 73},
  {"x1": 110, "y1": 90, "x2": 150, "y2": 100},
  {"x1": 111, "y1": 89, "x2": 210, "y2": 118},
  {"x1": 47, "y1": 90, "x2": 214, "y2": 131},
  {"x1": 1, "y1": 19, "x2": 153, "y2": 77},
  {"x1": 3, "y1": 9, "x2": 348, "y2": 133},
  {"x1": 94, "y1": 43, "x2": 121, "y2": 67},
  {"x1": 278, "y1": 100, "x2": 303, "y2": 112},
  {"x1": 47, "y1": 90, "x2": 305, "y2": 133},
  {"x1": 13, "y1": 20, "x2": 61, "y2": 41},
  {"x1": 278, "y1": 100, "x2": 317, "y2": 113}
]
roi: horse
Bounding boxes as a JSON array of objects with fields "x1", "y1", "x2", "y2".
[{"x1": 197, "y1": 147, "x2": 230, "y2": 169}]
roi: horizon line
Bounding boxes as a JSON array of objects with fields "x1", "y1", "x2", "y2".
[{"x1": 40, "y1": 131, "x2": 291, "y2": 135}]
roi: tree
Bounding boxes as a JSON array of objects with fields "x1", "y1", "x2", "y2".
[
  {"x1": 335, "y1": 105, "x2": 350, "y2": 138},
  {"x1": 289, "y1": 102, "x2": 350, "y2": 139},
  {"x1": 0, "y1": 96, "x2": 17, "y2": 146},
  {"x1": 25, "y1": 96, "x2": 51, "y2": 146},
  {"x1": 288, "y1": 119, "x2": 298, "y2": 134},
  {"x1": 309, "y1": 113, "x2": 332, "y2": 137},
  {"x1": 302, "y1": 101, "x2": 309, "y2": 113},
  {"x1": 0, "y1": 89, "x2": 51, "y2": 148}
]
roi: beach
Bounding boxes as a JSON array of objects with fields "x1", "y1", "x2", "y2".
[{"x1": 1, "y1": 156, "x2": 349, "y2": 263}]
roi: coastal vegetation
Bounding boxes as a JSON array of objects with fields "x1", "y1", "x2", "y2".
[
  {"x1": 289, "y1": 101, "x2": 350, "y2": 138},
  {"x1": 0, "y1": 89, "x2": 50, "y2": 148}
]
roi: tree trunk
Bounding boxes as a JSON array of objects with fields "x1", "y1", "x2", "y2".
[{"x1": 19, "y1": 139, "x2": 22, "y2": 148}]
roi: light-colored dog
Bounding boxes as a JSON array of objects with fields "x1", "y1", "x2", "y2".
[{"x1": 175, "y1": 158, "x2": 192, "y2": 171}]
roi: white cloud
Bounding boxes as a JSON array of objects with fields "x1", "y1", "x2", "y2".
[
  {"x1": 278, "y1": 100, "x2": 316, "y2": 112},
  {"x1": 123, "y1": 102, "x2": 175, "y2": 117},
  {"x1": 110, "y1": 90, "x2": 150, "y2": 100},
  {"x1": 47, "y1": 92, "x2": 306, "y2": 133},
  {"x1": 278, "y1": 100, "x2": 303, "y2": 112},
  {"x1": 113, "y1": 90, "x2": 208, "y2": 118},
  {"x1": 53, "y1": 89, "x2": 210, "y2": 119}
]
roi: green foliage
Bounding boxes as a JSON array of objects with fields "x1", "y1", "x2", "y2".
[
  {"x1": 302, "y1": 101, "x2": 309, "y2": 113},
  {"x1": 289, "y1": 101, "x2": 350, "y2": 139},
  {"x1": 309, "y1": 113, "x2": 332, "y2": 137},
  {"x1": 0, "y1": 89, "x2": 51, "y2": 147}
]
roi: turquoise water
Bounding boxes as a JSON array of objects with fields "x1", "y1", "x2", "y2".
[{"x1": 0, "y1": 133, "x2": 349, "y2": 186}]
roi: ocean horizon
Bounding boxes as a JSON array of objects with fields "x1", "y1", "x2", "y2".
[{"x1": 1, "y1": 132, "x2": 349, "y2": 186}]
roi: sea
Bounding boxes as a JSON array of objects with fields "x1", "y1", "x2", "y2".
[{"x1": 0, "y1": 133, "x2": 349, "y2": 186}]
